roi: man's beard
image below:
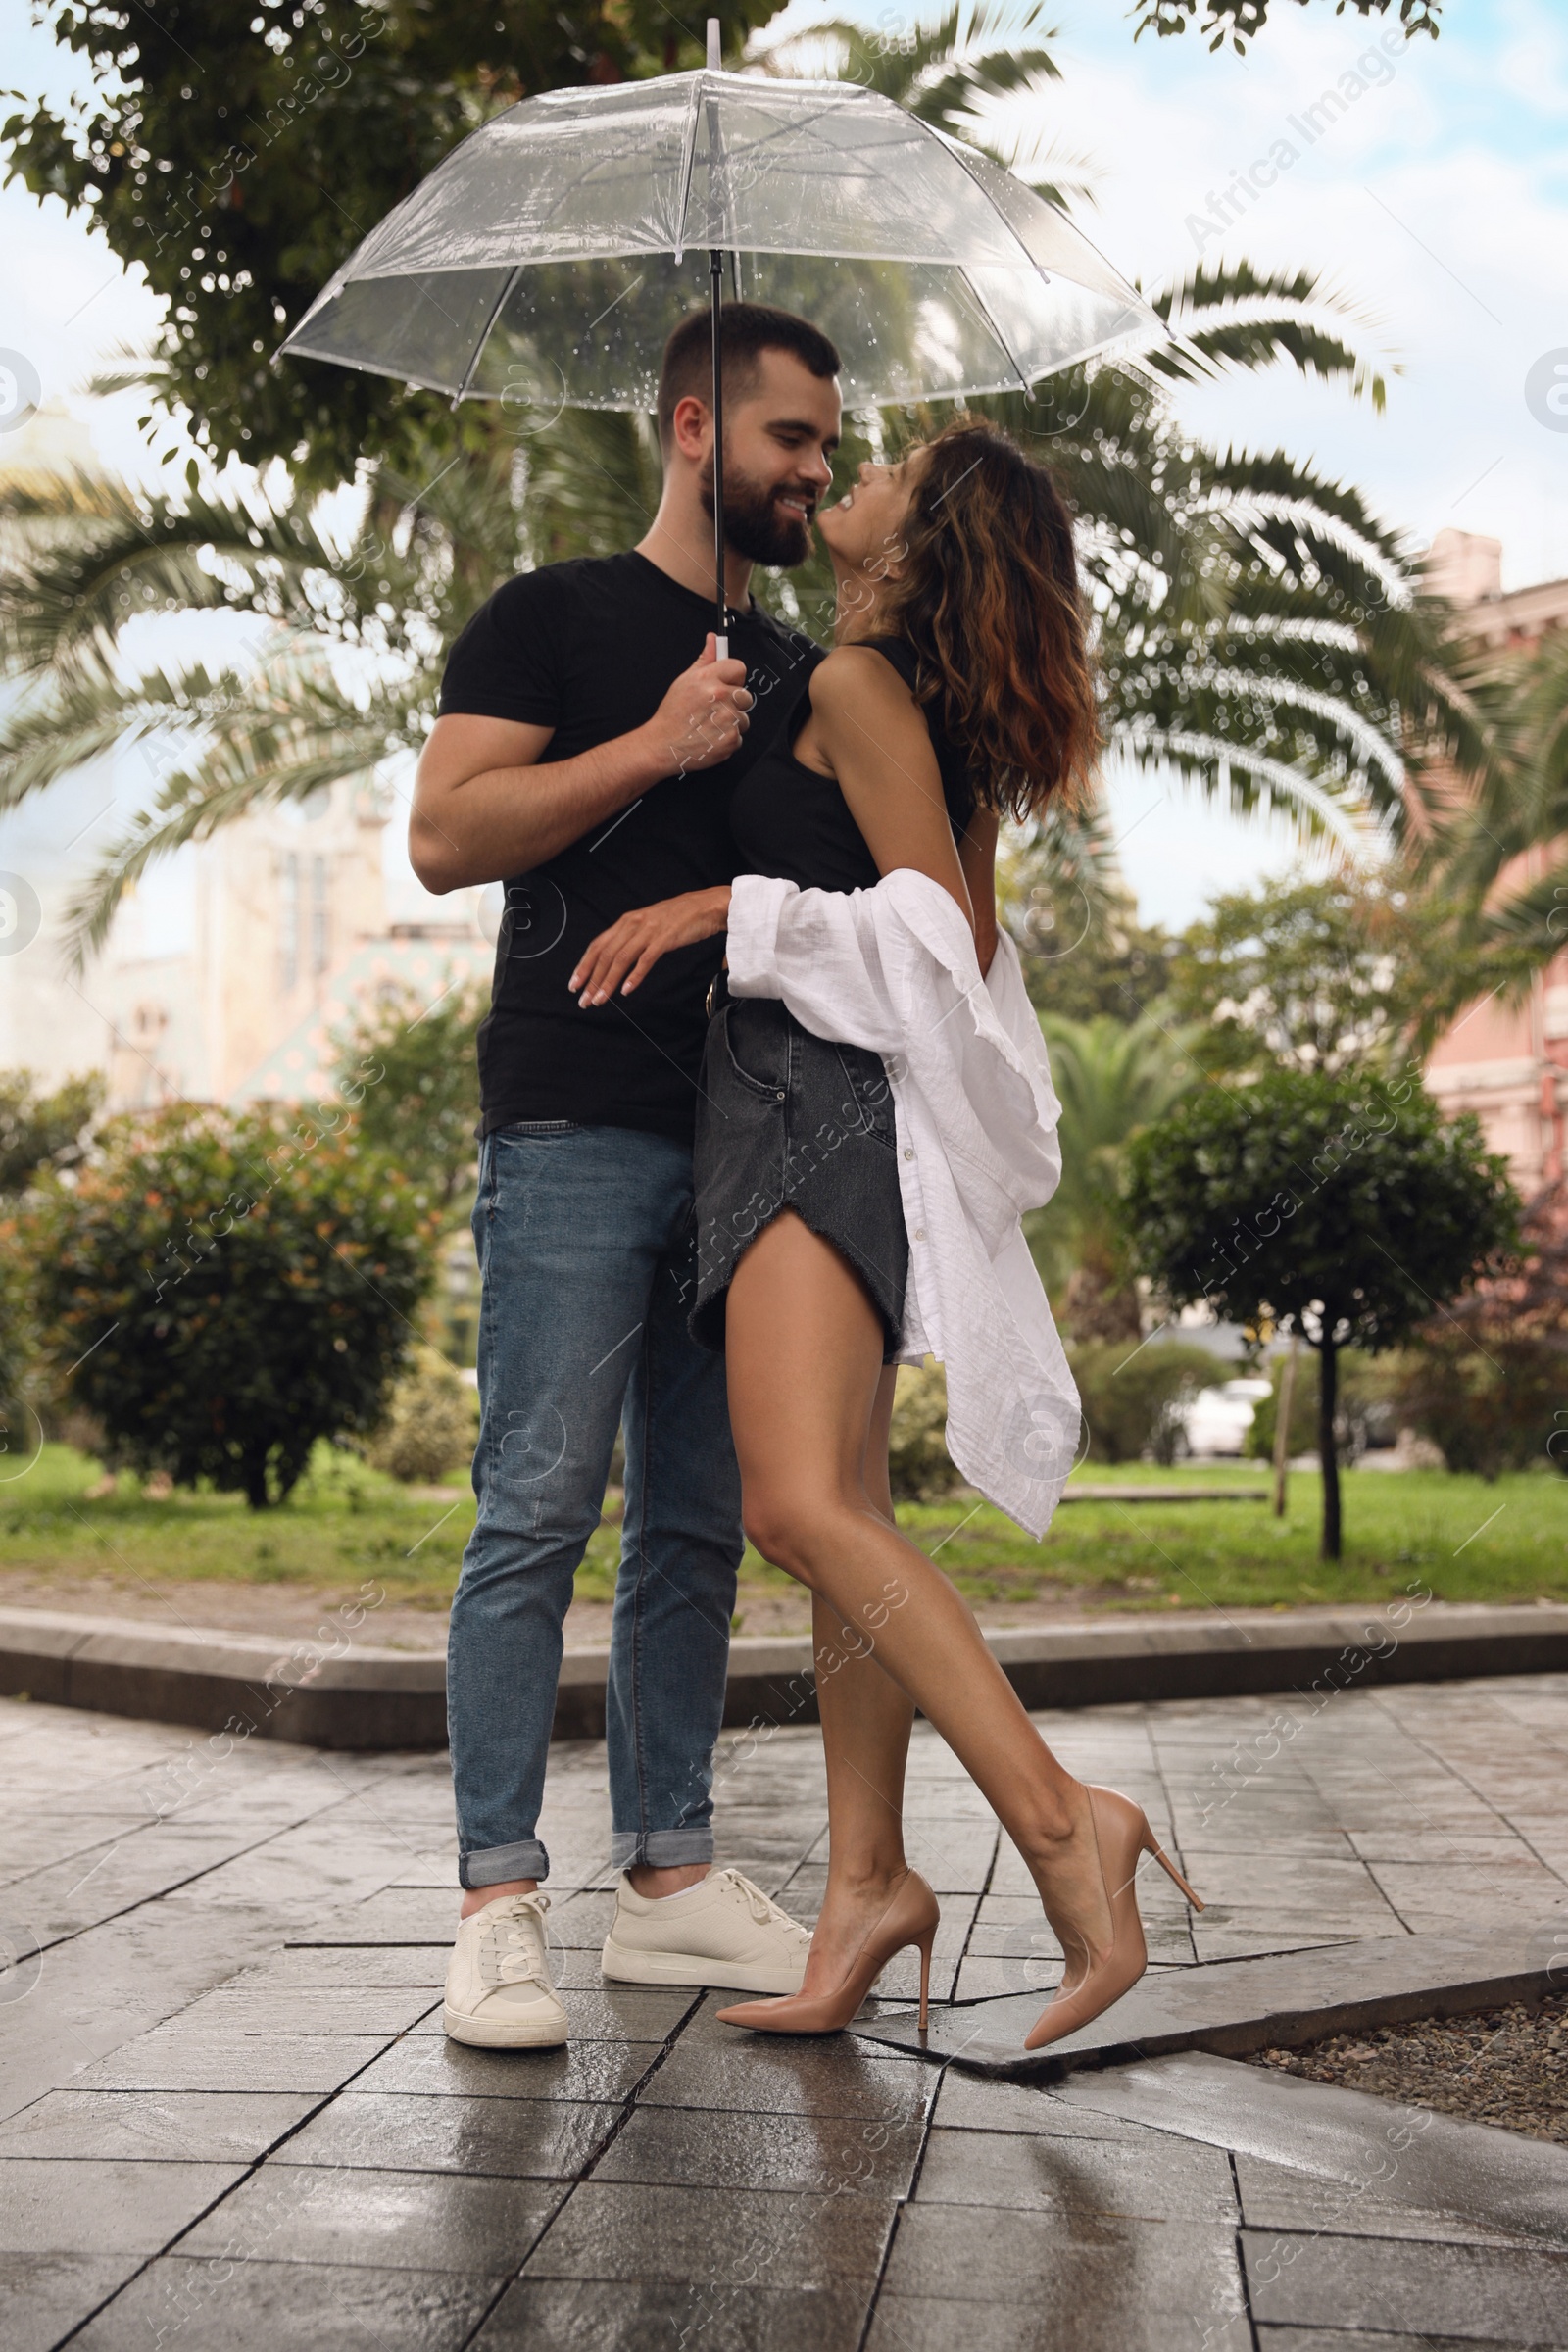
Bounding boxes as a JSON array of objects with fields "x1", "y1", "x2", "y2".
[{"x1": 700, "y1": 455, "x2": 813, "y2": 569}]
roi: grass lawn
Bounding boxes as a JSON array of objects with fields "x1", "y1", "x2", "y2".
[{"x1": 0, "y1": 1444, "x2": 1562, "y2": 1624}]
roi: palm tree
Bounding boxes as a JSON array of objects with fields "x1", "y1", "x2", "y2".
[
  {"x1": 0, "y1": 10, "x2": 1489, "y2": 963},
  {"x1": 1416, "y1": 627, "x2": 1568, "y2": 970},
  {"x1": 1025, "y1": 1010, "x2": 1202, "y2": 1340}
]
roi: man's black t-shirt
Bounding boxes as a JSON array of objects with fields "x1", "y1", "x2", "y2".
[{"x1": 437, "y1": 552, "x2": 819, "y2": 1147}]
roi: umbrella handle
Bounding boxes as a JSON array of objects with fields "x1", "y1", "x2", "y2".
[{"x1": 710, "y1": 244, "x2": 727, "y2": 660}]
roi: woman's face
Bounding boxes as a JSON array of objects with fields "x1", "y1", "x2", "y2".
[{"x1": 816, "y1": 448, "x2": 926, "y2": 577}]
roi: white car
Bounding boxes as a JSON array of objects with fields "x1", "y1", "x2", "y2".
[{"x1": 1175, "y1": 1376, "x2": 1274, "y2": 1458}]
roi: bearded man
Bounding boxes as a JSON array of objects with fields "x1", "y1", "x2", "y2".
[{"x1": 410, "y1": 304, "x2": 842, "y2": 2044}]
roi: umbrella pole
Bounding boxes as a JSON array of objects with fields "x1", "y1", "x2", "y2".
[{"x1": 710, "y1": 245, "x2": 727, "y2": 659}]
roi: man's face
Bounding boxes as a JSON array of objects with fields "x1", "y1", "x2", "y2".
[{"x1": 699, "y1": 348, "x2": 842, "y2": 568}]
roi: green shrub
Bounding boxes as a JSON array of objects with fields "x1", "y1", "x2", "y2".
[
  {"x1": 366, "y1": 1344, "x2": 478, "y2": 1483},
  {"x1": 1389, "y1": 1182, "x2": 1568, "y2": 1480},
  {"x1": 26, "y1": 1104, "x2": 438, "y2": 1507},
  {"x1": 1068, "y1": 1339, "x2": 1226, "y2": 1465},
  {"x1": 888, "y1": 1363, "x2": 962, "y2": 1501}
]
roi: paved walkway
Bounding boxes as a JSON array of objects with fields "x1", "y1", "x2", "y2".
[{"x1": 2, "y1": 1674, "x2": 1566, "y2": 2349}]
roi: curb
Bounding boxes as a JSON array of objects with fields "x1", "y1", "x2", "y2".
[{"x1": 1, "y1": 1598, "x2": 1566, "y2": 1750}]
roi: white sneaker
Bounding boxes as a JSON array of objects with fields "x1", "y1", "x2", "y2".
[
  {"x1": 443, "y1": 1891, "x2": 568, "y2": 2048},
  {"x1": 601, "y1": 1867, "x2": 811, "y2": 1995}
]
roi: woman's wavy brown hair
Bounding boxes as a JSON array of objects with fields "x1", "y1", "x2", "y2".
[{"x1": 874, "y1": 416, "x2": 1101, "y2": 821}]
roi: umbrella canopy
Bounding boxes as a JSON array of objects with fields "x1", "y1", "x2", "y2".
[{"x1": 276, "y1": 68, "x2": 1159, "y2": 415}]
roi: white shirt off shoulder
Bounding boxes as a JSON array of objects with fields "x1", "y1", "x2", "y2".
[{"x1": 725, "y1": 867, "x2": 1081, "y2": 1539}]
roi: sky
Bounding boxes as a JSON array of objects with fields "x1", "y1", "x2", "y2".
[{"x1": 2, "y1": 0, "x2": 1566, "y2": 933}]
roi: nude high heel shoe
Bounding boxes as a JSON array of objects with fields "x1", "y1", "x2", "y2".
[
  {"x1": 716, "y1": 1869, "x2": 940, "y2": 2035},
  {"x1": 1024, "y1": 1786, "x2": 1203, "y2": 2053}
]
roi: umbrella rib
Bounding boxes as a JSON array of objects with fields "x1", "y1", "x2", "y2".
[
  {"x1": 451, "y1": 265, "x2": 523, "y2": 406},
  {"x1": 672, "y1": 74, "x2": 704, "y2": 265}
]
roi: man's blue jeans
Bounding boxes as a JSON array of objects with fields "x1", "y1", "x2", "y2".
[{"x1": 448, "y1": 1122, "x2": 743, "y2": 1889}]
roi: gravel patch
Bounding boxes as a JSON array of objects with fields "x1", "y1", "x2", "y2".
[{"x1": 1251, "y1": 1991, "x2": 1568, "y2": 2144}]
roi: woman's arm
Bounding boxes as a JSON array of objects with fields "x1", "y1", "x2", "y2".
[
  {"x1": 566, "y1": 885, "x2": 730, "y2": 1005},
  {"x1": 957, "y1": 805, "x2": 1000, "y2": 977},
  {"x1": 802, "y1": 647, "x2": 976, "y2": 938},
  {"x1": 570, "y1": 646, "x2": 982, "y2": 1005}
]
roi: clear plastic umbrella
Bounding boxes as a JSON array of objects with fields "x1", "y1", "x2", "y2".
[{"x1": 277, "y1": 22, "x2": 1159, "y2": 641}]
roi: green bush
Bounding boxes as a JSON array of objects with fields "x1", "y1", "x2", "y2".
[
  {"x1": 26, "y1": 1104, "x2": 438, "y2": 1507},
  {"x1": 888, "y1": 1363, "x2": 962, "y2": 1501},
  {"x1": 366, "y1": 1344, "x2": 478, "y2": 1484},
  {"x1": 1068, "y1": 1339, "x2": 1226, "y2": 1465},
  {"x1": 1389, "y1": 1182, "x2": 1568, "y2": 1480}
]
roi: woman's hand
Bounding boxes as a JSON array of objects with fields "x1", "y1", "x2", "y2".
[{"x1": 568, "y1": 886, "x2": 732, "y2": 1005}]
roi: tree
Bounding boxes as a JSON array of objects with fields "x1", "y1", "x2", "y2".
[
  {"x1": 1027, "y1": 1012, "x2": 1201, "y2": 1339},
  {"x1": 0, "y1": 17, "x2": 1492, "y2": 949},
  {"x1": 1393, "y1": 1182, "x2": 1568, "y2": 1480},
  {"x1": 26, "y1": 1103, "x2": 437, "y2": 1506},
  {"x1": 1131, "y1": 0, "x2": 1440, "y2": 49},
  {"x1": 1120, "y1": 1067, "x2": 1518, "y2": 1558},
  {"x1": 1166, "y1": 871, "x2": 1447, "y2": 1078},
  {"x1": 1418, "y1": 628, "x2": 1568, "y2": 976},
  {"x1": 3, "y1": 0, "x2": 787, "y2": 489},
  {"x1": 0, "y1": 1068, "x2": 102, "y2": 1193},
  {"x1": 332, "y1": 982, "x2": 486, "y2": 1214}
]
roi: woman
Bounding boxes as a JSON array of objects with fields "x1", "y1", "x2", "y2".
[{"x1": 567, "y1": 416, "x2": 1201, "y2": 2051}]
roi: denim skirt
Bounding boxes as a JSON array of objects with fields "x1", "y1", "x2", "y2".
[{"x1": 689, "y1": 990, "x2": 909, "y2": 1360}]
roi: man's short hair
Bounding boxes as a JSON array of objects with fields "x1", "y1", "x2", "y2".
[{"x1": 656, "y1": 302, "x2": 841, "y2": 453}]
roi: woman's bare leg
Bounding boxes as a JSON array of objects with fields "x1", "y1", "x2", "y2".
[
  {"x1": 801, "y1": 1366, "x2": 918, "y2": 1995},
  {"x1": 726, "y1": 1211, "x2": 1113, "y2": 1978}
]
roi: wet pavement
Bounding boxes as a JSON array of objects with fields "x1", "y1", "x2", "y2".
[{"x1": 2, "y1": 1672, "x2": 1566, "y2": 2349}]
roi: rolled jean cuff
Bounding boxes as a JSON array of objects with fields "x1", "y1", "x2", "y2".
[
  {"x1": 609, "y1": 1827, "x2": 714, "y2": 1872},
  {"x1": 460, "y1": 1838, "x2": 549, "y2": 1889}
]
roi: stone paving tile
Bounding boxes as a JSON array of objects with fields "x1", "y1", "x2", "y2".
[
  {"x1": 351, "y1": 2035, "x2": 653, "y2": 2106},
  {"x1": 876, "y1": 2209, "x2": 1250, "y2": 2348},
  {"x1": 0, "y1": 2088, "x2": 316, "y2": 2162},
  {"x1": 473, "y1": 2277, "x2": 868, "y2": 2348},
  {"x1": 0, "y1": 1897, "x2": 301, "y2": 2122},
  {"x1": 0, "y1": 2253, "x2": 146, "y2": 2352},
  {"x1": 915, "y1": 2122, "x2": 1240, "y2": 2221},
  {"x1": 273, "y1": 2089, "x2": 618, "y2": 2179},
  {"x1": 1242, "y1": 2229, "x2": 1568, "y2": 2343},
  {"x1": 178, "y1": 2161, "x2": 563, "y2": 2271},
  {"x1": 265, "y1": 1943, "x2": 451, "y2": 1986},
  {"x1": 1054, "y1": 2050, "x2": 1568, "y2": 2246},
  {"x1": 0, "y1": 1813, "x2": 158, "y2": 1886},
  {"x1": 639, "y1": 2031, "x2": 934, "y2": 2124},
  {"x1": 521, "y1": 2179, "x2": 899, "y2": 2286},
  {"x1": 74, "y1": 2027, "x2": 391, "y2": 2094},
  {"x1": 1235, "y1": 2152, "x2": 1552, "y2": 2249},
  {"x1": 1365, "y1": 1859, "x2": 1568, "y2": 1936},
  {"x1": 930, "y1": 2069, "x2": 1152, "y2": 2142},
  {"x1": 69, "y1": 2256, "x2": 503, "y2": 2351},
  {"x1": 0, "y1": 2155, "x2": 246, "y2": 2251},
  {"x1": 594, "y1": 2102, "x2": 923, "y2": 2196},
  {"x1": 303, "y1": 1887, "x2": 464, "y2": 1942},
  {"x1": 17, "y1": 1828, "x2": 280, "y2": 1947},
  {"x1": 172, "y1": 1984, "x2": 439, "y2": 2035},
  {"x1": 1253, "y1": 2332, "x2": 1550, "y2": 2350}
]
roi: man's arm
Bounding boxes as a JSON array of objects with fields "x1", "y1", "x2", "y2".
[{"x1": 409, "y1": 635, "x2": 754, "y2": 893}]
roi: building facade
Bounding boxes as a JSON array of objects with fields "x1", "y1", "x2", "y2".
[{"x1": 1422, "y1": 528, "x2": 1568, "y2": 1192}]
